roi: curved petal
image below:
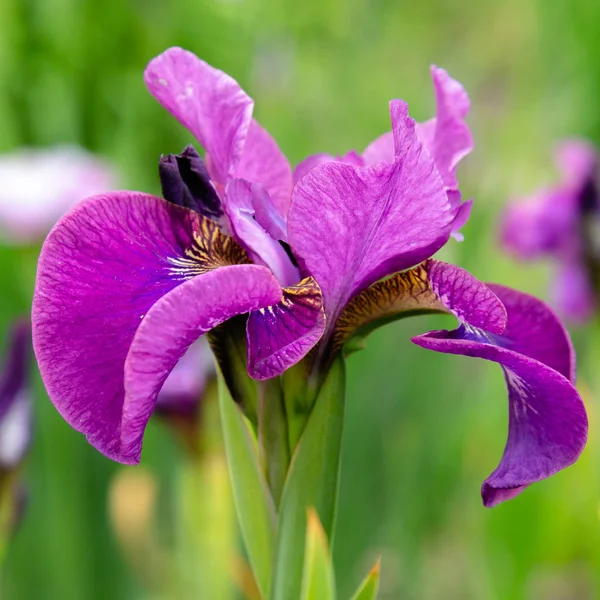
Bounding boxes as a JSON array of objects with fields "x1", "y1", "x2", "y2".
[
  {"x1": 225, "y1": 179, "x2": 298, "y2": 286},
  {"x1": 123, "y1": 264, "x2": 282, "y2": 461},
  {"x1": 145, "y1": 47, "x2": 253, "y2": 185},
  {"x1": 289, "y1": 101, "x2": 452, "y2": 324},
  {"x1": 412, "y1": 282, "x2": 586, "y2": 507},
  {"x1": 235, "y1": 120, "x2": 293, "y2": 219},
  {"x1": 33, "y1": 192, "x2": 251, "y2": 463},
  {"x1": 246, "y1": 277, "x2": 326, "y2": 379},
  {"x1": 331, "y1": 260, "x2": 506, "y2": 355}
]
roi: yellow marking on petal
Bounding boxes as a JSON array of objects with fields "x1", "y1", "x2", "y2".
[
  {"x1": 331, "y1": 260, "x2": 448, "y2": 354},
  {"x1": 168, "y1": 215, "x2": 250, "y2": 279}
]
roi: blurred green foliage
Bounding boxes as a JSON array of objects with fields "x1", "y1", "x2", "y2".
[{"x1": 0, "y1": 0, "x2": 600, "y2": 598}]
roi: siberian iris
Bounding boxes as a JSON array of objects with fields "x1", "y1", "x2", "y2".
[
  {"x1": 502, "y1": 139, "x2": 600, "y2": 322},
  {"x1": 32, "y1": 47, "x2": 586, "y2": 507}
]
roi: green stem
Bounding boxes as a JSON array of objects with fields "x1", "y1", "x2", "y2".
[{"x1": 258, "y1": 378, "x2": 290, "y2": 507}]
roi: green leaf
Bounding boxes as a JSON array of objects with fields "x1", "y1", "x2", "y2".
[
  {"x1": 270, "y1": 356, "x2": 346, "y2": 600},
  {"x1": 300, "y1": 509, "x2": 336, "y2": 600},
  {"x1": 218, "y1": 369, "x2": 276, "y2": 599},
  {"x1": 350, "y1": 559, "x2": 381, "y2": 600}
]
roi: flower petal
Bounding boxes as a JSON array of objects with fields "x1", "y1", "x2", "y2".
[
  {"x1": 123, "y1": 264, "x2": 282, "y2": 460},
  {"x1": 225, "y1": 179, "x2": 298, "y2": 286},
  {"x1": 246, "y1": 277, "x2": 326, "y2": 379},
  {"x1": 145, "y1": 47, "x2": 253, "y2": 185},
  {"x1": 235, "y1": 119, "x2": 293, "y2": 219},
  {"x1": 331, "y1": 260, "x2": 506, "y2": 355},
  {"x1": 412, "y1": 282, "x2": 586, "y2": 506},
  {"x1": 289, "y1": 102, "x2": 452, "y2": 324},
  {"x1": 33, "y1": 191, "x2": 251, "y2": 463},
  {"x1": 362, "y1": 132, "x2": 394, "y2": 166},
  {"x1": 293, "y1": 154, "x2": 336, "y2": 185}
]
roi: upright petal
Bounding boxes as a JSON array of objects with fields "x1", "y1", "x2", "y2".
[
  {"x1": 235, "y1": 120, "x2": 293, "y2": 219},
  {"x1": 33, "y1": 192, "x2": 271, "y2": 463},
  {"x1": 412, "y1": 280, "x2": 586, "y2": 506},
  {"x1": 289, "y1": 102, "x2": 452, "y2": 324},
  {"x1": 551, "y1": 261, "x2": 596, "y2": 324},
  {"x1": 145, "y1": 47, "x2": 253, "y2": 185}
]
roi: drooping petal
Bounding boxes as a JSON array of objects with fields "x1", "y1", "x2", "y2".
[
  {"x1": 331, "y1": 260, "x2": 506, "y2": 355},
  {"x1": 32, "y1": 192, "x2": 260, "y2": 463},
  {"x1": 415, "y1": 66, "x2": 472, "y2": 190},
  {"x1": 246, "y1": 277, "x2": 326, "y2": 379},
  {"x1": 145, "y1": 47, "x2": 253, "y2": 186},
  {"x1": 412, "y1": 282, "x2": 586, "y2": 507},
  {"x1": 289, "y1": 102, "x2": 452, "y2": 325},
  {"x1": 225, "y1": 179, "x2": 298, "y2": 286},
  {"x1": 122, "y1": 264, "x2": 281, "y2": 460},
  {"x1": 0, "y1": 321, "x2": 32, "y2": 469},
  {"x1": 235, "y1": 120, "x2": 293, "y2": 219},
  {"x1": 0, "y1": 146, "x2": 117, "y2": 243}
]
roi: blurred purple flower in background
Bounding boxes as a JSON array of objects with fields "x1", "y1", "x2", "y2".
[
  {"x1": 0, "y1": 321, "x2": 32, "y2": 473},
  {"x1": 0, "y1": 146, "x2": 117, "y2": 244},
  {"x1": 31, "y1": 47, "x2": 587, "y2": 505},
  {"x1": 501, "y1": 140, "x2": 599, "y2": 322}
]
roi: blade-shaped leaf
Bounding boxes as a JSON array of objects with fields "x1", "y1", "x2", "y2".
[
  {"x1": 270, "y1": 356, "x2": 346, "y2": 600},
  {"x1": 218, "y1": 369, "x2": 276, "y2": 598},
  {"x1": 300, "y1": 509, "x2": 336, "y2": 600},
  {"x1": 350, "y1": 559, "x2": 381, "y2": 600}
]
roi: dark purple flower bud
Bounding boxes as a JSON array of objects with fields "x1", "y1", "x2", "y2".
[{"x1": 159, "y1": 145, "x2": 223, "y2": 219}]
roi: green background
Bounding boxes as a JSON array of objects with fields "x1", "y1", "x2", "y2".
[{"x1": 0, "y1": 0, "x2": 599, "y2": 598}]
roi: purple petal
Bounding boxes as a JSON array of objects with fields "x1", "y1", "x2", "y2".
[
  {"x1": 362, "y1": 132, "x2": 394, "y2": 166},
  {"x1": 123, "y1": 264, "x2": 281, "y2": 460},
  {"x1": 555, "y1": 139, "x2": 597, "y2": 185},
  {"x1": 0, "y1": 321, "x2": 32, "y2": 468},
  {"x1": 246, "y1": 277, "x2": 326, "y2": 379},
  {"x1": 235, "y1": 119, "x2": 293, "y2": 219},
  {"x1": 415, "y1": 66, "x2": 472, "y2": 189},
  {"x1": 289, "y1": 102, "x2": 452, "y2": 324},
  {"x1": 412, "y1": 280, "x2": 586, "y2": 506},
  {"x1": 145, "y1": 47, "x2": 253, "y2": 186},
  {"x1": 32, "y1": 191, "x2": 259, "y2": 463},
  {"x1": 225, "y1": 179, "x2": 298, "y2": 286}
]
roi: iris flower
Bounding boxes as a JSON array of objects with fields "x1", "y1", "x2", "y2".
[
  {"x1": 32, "y1": 47, "x2": 586, "y2": 506},
  {"x1": 0, "y1": 146, "x2": 116, "y2": 244},
  {"x1": 502, "y1": 140, "x2": 599, "y2": 322}
]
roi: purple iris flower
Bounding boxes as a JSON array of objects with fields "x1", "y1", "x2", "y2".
[
  {"x1": 32, "y1": 47, "x2": 586, "y2": 506},
  {"x1": 501, "y1": 140, "x2": 599, "y2": 322},
  {"x1": 0, "y1": 321, "x2": 32, "y2": 473}
]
